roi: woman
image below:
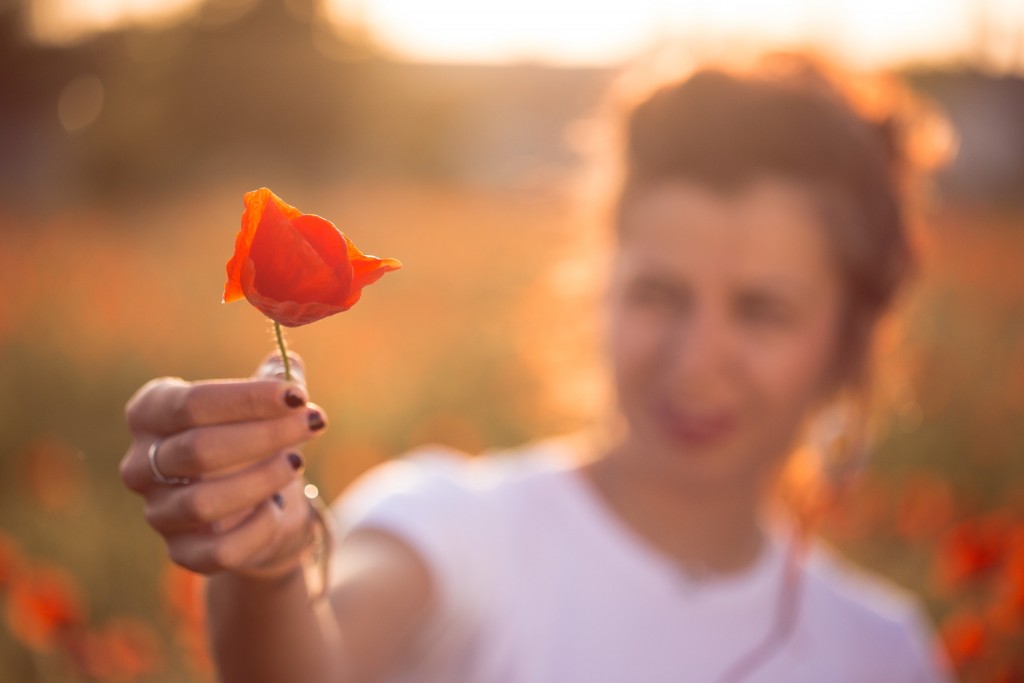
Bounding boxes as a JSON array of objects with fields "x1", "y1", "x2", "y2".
[{"x1": 120, "y1": 55, "x2": 950, "y2": 682}]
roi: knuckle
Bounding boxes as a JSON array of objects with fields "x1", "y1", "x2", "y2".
[
  {"x1": 124, "y1": 386, "x2": 150, "y2": 428},
  {"x1": 239, "y1": 382, "x2": 268, "y2": 419},
  {"x1": 142, "y1": 503, "x2": 159, "y2": 528},
  {"x1": 174, "y1": 388, "x2": 203, "y2": 427},
  {"x1": 167, "y1": 542, "x2": 198, "y2": 572},
  {"x1": 176, "y1": 429, "x2": 207, "y2": 472},
  {"x1": 143, "y1": 502, "x2": 166, "y2": 531},
  {"x1": 208, "y1": 541, "x2": 239, "y2": 572},
  {"x1": 178, "y1": 490, "x2": 212, "y2": 525},
  {"x1": 118, "y1": 449, "x2": 137, "y2": 489},
  {"x1": 124, "y1": 377, "x2": 177, "y2": 429},
  {"x1": 124, "y1": 397, "x2": 141, "y2": 428}
]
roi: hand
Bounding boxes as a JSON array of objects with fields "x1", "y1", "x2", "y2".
[{"x1": 120, "y1": 353, "x2": 328, "y2": 578}]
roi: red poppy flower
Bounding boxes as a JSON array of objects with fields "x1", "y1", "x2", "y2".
[
  {"x1": 939, "y1": 611, "x2": 987, "y2": 670},
  {"x1": 223, "y1": 188, "x2": 401, "y2": 327},
  {"x1": 5, "y1": 563, "x2": 84, "y2": 652},
  {"x1": 77, "y1": 617, "x2": 164, "y2": 680},
  {"x1": 936, "y1": 515, "x2": 1008, "y2": 589}
]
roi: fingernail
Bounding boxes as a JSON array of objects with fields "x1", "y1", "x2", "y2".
[
  {"x1": 288, "y1": 452, "x2": 304, "y2": 471},
  {"x1": 284, "y1": 389, "x2": 305, "y2": 408},
  {"x1": 272, "y1": 493, "x2": 285, "y2": 509},
  {"x1": 307, "y1": 410, "x2": 325, "y2": 431}
]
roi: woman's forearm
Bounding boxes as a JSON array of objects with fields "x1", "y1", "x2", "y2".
[{"x1": 206, "y1": 567, "x2": 348, "y2": 683}]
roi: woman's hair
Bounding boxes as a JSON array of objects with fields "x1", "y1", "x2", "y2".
[{"x1": 615, "y1": 55, "x2": 926, "y2": 398}]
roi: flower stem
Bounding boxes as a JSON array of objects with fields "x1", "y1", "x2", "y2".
[{"x1": 273, "y1": 321, "x2": 292, "y2": 381}]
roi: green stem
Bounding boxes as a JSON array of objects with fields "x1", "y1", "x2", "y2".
[{"x1": 273, "y1": 320, "x2": 292, "y2": 381}]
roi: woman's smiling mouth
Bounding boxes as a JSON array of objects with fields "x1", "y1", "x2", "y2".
[{"x1": 653, "y1": 401, "x2": 739, "y2": 449}]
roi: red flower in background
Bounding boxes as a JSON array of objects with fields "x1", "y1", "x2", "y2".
[
  {"x1": 162, "y1": 563, "x2": 212, "y2": 674},
  {"x1": 223, "y1": 187, "x2": 401, "y2": 327},
  {"x1": 76, "y1": 617, "x2": 164, "y2": 681},
  {"x1": 939, "y1": 611, "x2": 987, "y2": 671},
  {"x1": 5, "y1": 563, "x2": 84, "y2": 651},
  {"x1": 988, "y1": 527, "x2": 1024, "y2": 635},
  {"x1": 936, "y1": 515, "x2": 1009, "y2": 589}
]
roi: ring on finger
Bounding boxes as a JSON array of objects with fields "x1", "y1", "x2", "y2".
[{"x1": 148, "y1": 438, "x2": 191, "y2": 486}]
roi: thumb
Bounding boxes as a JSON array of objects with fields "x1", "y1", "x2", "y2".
[{"x1": 254, "y1": 351, "x2": 307, "y2": 390}]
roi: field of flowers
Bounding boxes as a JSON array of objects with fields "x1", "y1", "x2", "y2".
[{"x1": 0, "y1": 179, "x2": 1021, "y2": 682}]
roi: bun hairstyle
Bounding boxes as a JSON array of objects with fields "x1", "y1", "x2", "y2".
[{"x1": 616, "y1": 54, "x2": 932, "y2": 398}]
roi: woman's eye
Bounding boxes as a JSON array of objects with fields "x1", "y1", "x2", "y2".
[{"x1": 626, "y1": 281, "x2": 687, "y2": 311}]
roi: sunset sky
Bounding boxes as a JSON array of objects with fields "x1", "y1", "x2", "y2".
[{"x1": 25, "y1": 0, "x2": 1024, "y2": 71}]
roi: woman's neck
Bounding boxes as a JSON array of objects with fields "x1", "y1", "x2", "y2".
[{"x1": 580, "y1": 442, "x2": 768, "y2": 578}]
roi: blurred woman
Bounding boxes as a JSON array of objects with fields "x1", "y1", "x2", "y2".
[{"x1": 120, "y1": 54, "x2": 950, "y2": 682}]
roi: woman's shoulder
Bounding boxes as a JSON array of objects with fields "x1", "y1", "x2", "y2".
[
  {"x1": 338, "y1": 436, "x2": 580, "y2": 508},
  {"x1": 330, "y1": 436, "x2": 583, "y2": 555},
  {"x1": 327, "y1": 437, "x2": 583, "y2": 633},
  {"x1": 802, "y1": 540, "x2": 924, "y2": 626},
  {"x1": 796, "y1": 539, "x2": 949, "y2": 680}
]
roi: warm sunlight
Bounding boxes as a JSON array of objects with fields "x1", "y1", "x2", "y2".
[
  {"x1": 24, "y1": 0, "x2": 1024, "y2": 69},
  {"x1": 28, "y1": 0, "x2": 202, "y2": 42},
  {"x1": 323, "y1": 0, "x2": 1020, "y2": 68}
]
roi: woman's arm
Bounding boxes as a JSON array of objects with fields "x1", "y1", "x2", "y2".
[
  {"x1": 121, "y1": 355, "x2": 433, "y2": 683},
  {"x1": 206, "y1": 527, "x2": 434, "y2": 683},
  {"x1": 206, "y1": 562, "x2": 344, "y2": 683}
]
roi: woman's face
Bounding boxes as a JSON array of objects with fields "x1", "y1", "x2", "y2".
[{"x1": 607, "y1": 177, "x2": 844, "y2": 494}]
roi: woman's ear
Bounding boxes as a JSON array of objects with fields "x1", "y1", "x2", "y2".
[{"x1": 806, "y1": 390, "x2": 872, "y2": 490}]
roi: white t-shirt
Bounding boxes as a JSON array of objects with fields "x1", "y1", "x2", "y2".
[{"x1": 330, "y1": 438, "x2": 950, "y2": 683}]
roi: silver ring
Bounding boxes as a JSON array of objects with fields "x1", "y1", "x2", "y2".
[{"x1": 148, "y1": 438, "x2": 190, "y2": 486}]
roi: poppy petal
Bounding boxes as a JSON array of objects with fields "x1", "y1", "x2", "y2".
[
  {"x1": 224, "y1": 188, "x2": 302, "y2": 304},
  {"x1": 247, "y1": 202, "x2": 349, "y2": 306},
  {"x1": 342, "y1": 233, "x2": 403, "y2": 308}
]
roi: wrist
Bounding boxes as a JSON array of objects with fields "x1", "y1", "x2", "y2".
[
  {"x1": 234, "y1": 551, "x2": 309, "y2": 583},
  {"x1": 209, "y1": 561, "x2": 307, "y2": 593}
]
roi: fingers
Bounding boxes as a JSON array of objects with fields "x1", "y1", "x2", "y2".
[
  {"x1": 121, "y1": 404, "x2": 326, "y2": 491},
  {"x1": 144, "y1": 451, "x2": 304, "y2": 535},
  {"x1": 126, "y1": 376, "x2": 309, "y2": 437},
  {"x1": 165, "y1": 480, "x2": 315, "y2": 575},
  {"x1": 121, "y1": 352, "x2": 324, "y2": 578},
  {"x1": 166, "y1": 499, "x2": 280, "y2": 574}
]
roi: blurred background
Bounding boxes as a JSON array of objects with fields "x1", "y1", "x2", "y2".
[{"x1": 1, "y1": 0, "x2": 1022, "y2": 680}]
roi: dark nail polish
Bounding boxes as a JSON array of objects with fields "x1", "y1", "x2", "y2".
[
  {"x1": 284, "y1": 389, "x2": 305, "y2": 408},
  {"x1": 307, "y1": 410, "x2": 325, "y2": 431},
  {"x1": 272, "y1": 492, "x2": 285, "y2": 509},
  {"x1": 288, "y1": 452, "x2": 304, "y2": 471}
]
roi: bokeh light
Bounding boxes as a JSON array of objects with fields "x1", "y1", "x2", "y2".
[{"x1": 57, "y1": 74, "x2": 104, "y2": 132}]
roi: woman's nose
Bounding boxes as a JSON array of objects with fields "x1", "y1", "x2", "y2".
[{"x1": 664, "y1": 305, "x2": 729, "y2": 388}]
